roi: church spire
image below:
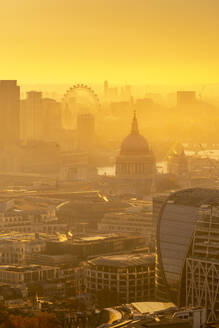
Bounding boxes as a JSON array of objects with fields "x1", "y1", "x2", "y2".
[{"x1": 131, "y1": 110, "x2": 139, "y2": 135}]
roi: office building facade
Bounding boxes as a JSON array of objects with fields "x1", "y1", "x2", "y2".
[
  {"x1": 156, "y1": 188, "x2": 219, "y2": 321},
  {"x1": 0, "y1": 80, "x2": 20, "y2": 144}
]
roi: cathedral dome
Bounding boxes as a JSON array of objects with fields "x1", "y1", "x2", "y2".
[
  {"x1": 120, "y1": 111, "x2": 150, "y2": 155},
  {"x1": 120, "y1": 134, "x2": 149, "y2": 155}
]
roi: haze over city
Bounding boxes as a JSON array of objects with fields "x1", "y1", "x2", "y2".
[{"x1": 0, "y1": 1, "x2": 219, "y2": 327}]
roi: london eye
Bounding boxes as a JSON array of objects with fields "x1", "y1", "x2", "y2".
[{"x1": 62, "y1": 84, "x2": 101, "y2": 130}]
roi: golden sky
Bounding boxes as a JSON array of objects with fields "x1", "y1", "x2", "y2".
[{"x1": 1, "y1": 0, "x2": 219, "y2": 84}]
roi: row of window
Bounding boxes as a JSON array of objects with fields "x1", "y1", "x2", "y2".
[{"x1": 88, "y1": 267, "x2": 155, "y2": 275}]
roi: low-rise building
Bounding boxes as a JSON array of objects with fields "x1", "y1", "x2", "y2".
[
  {"x1": 0, "y1": 232, "x2": 47, "y2": 265},
  {"x1": 96, "y1": 303, "x2": 206, "y2": 328},
  {"x1": 46, "y1": 233, "x2": 146, "y2": 260},
  {"x1": 0, "y1": 198, "x2": 67, "y2": 233},
  {"x1": 86, "y1": 253, "x2": 155, "y2": 304},
  {"x1": 98, "y1": 210, "x2": 154, "y2": 245},
  {"x1": 0, "y1": 263, "x2": 86, "y2": 298},
  {"x1": 0, "y1": 264, "x2": 59, "y2": 284}
]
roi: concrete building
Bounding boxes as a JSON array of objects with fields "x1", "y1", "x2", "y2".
[
  {"x1": 0, "y1": 265, "x2": 59, "y2": 285},
  {"x1": 0, "y1": 80, "x2": 20, "y2": 144},
  {"x1": 55, "y1": 190, "x2": 112, "y2": 229},
  {"x1": 111, "y1": 100, "x2": 130, "y2": 115},
  {"x1": 46, "y1": 233, "x2": 146, "y2": 260},
  {"x1": 167, "y1": 143, "x2": 189, "y2": 188},
  {"x1": 60, "y1": 113, "x2": 96, "y2": 182},
  {"x1": 167, "y1": 143, "x2": 189, "y2": 177},
  {"x1": 0, "y1": 232, "x2": 46, "y2": 265},
  {"x1": 156, "y1": 188, "x2": 219, "y2": 322},
  {"x1": 21, "y1": 93, "x2": 62, "y2": 143},
  {"x1": 60, "y1": 151, "x2": 96, "y2": 181},
  {"x1": 0, "y1": 263, "x2": 86, "y2": 298},
  {"x1": 116, "y1": 111, "x2": 156, "y2": 196},
  {"x1": 98, "y1": 205, "x2": 154, "y2": 245},
  {"x1": 0, "y1": 198, "x2": 66, "y2": 234},
  {"x1": 20, "y1": 91, "x2": 43, "y2": 142},
  {"x1": 42, "y1": 98, "x2": 62, "y2": 142},
  {"x1": 177, "y1": 91, "x2": 197, "y2": 107},
  {"x1": 86, "y1": 253, "x2": 155, "y2": 304},
  {"x1": 19, "y1": 141, "x2": 60, "y2": 174},
  {"x1": 76, "y1": 113, "x2": 95, "y2": 152},
  {"x1": 104, "y1": 80, "x2": 109, "y2": 99}
]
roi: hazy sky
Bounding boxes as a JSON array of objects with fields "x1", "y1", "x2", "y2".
[{"x1": 1, "y1": 0, "x2": 219, "y2": 84}]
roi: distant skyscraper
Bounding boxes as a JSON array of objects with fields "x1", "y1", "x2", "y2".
[
  {"x1": 42, "y1": 98, "x2": 62, "y2": 142},
  {"x1": 20, "y1": 91, "x2": 43, "y2": 142},
  {"x1": 177, "y1": 91, "x2": 197, "y2": 106},
  {"x1": 121, "y1": 84, "x2": 132, "y2": 101},
  {"x1": 76, "y1": 113, "x2": 95, "y2": 152},
  {"x1": 0, "y1": 80, "x2": 20, "y2": 144},
  {"x1": 104, "y1": 80, "x2": 109, "y2": 99}
]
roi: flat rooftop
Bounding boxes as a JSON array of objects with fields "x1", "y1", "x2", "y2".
[
  {"x1": 0, "y1": 264, "x2": 57, "y2": 272},
  {"x1": 66, "y1": 232, "x2": 144, "y2": 245},
  {"x1": 88, "y1": 253, "x2": 155, "y2": 267},
  {"x1": 0, "y1": 232, "x2": 60, "y2": 243}
]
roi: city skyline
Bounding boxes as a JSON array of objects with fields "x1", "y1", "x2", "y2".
[{"x1": 0, "y1": 2, "x2": 218, "y2": 326}]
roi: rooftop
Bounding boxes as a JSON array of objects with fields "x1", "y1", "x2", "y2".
[
  {"x1": 66, "y1": 232, "x2": 144, "y2": 245},
  {"x1": 88, "y1": 253, "x2": 155, "y2": 267},
  {"x1": 164, "y1": 188, "x2": 219, "y2": 207},
  {"x1": 0, "y1": 232, "x2": 59, "y2": 243},
  {"x1": 0, "y1": 264, "x2": 57, "y2": 272}
]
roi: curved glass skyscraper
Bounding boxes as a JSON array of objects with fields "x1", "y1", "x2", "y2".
[{"x1": 156, "y1": 188, "x2": 219, "y2": 321}]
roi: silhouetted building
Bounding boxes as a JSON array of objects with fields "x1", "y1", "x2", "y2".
[
  {"x1": 20, "y1": 91, "x2": 43, "y2": 142},
  {"x1": 19, "y1": 141, "x2": 60, "y2": 174},
  {"x1": 60, "y1": 151, "x2": 96, "y2": 181},
  {"x1": 104, "y1": 80, "x2": 109, "y2": 99},
  {"x1": 177, "y1": 91, "x2": 197, "y2": 106},
  {"x1": 0, "y1": 80, "x2": 20, "y2": 144},
  {"x1": 42, "y1": 98, "x2": 62, "y2": 142},
  {"x1": 135, "y1": 98, "x2": 154, "y2": 109},
  {"x1": 76, "y1": 113, "x2": 95, "y2": 152},
  {"x1": 120, "y1": 85, "x2": 132, "y2": 101},
  {"x1": 116, "y1": 111, "x2": 156, "y2": 196},
  {"x1": 111, "y1": 101, "x2": 131, "y2": 117},
  {"x1": 167, "y1": 143, "x2": 188, "y2": 176}
]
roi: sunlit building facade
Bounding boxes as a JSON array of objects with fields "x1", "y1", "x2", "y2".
[
  {"x1": 76, "y1": 113, "x2": 95, "y2": 152},
  {"x1": 20, "y1": 91, "x2": 43, "y2": 142},
  {"x1": 0, "y1": 80, "x2": 20, "y2": 144}
]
